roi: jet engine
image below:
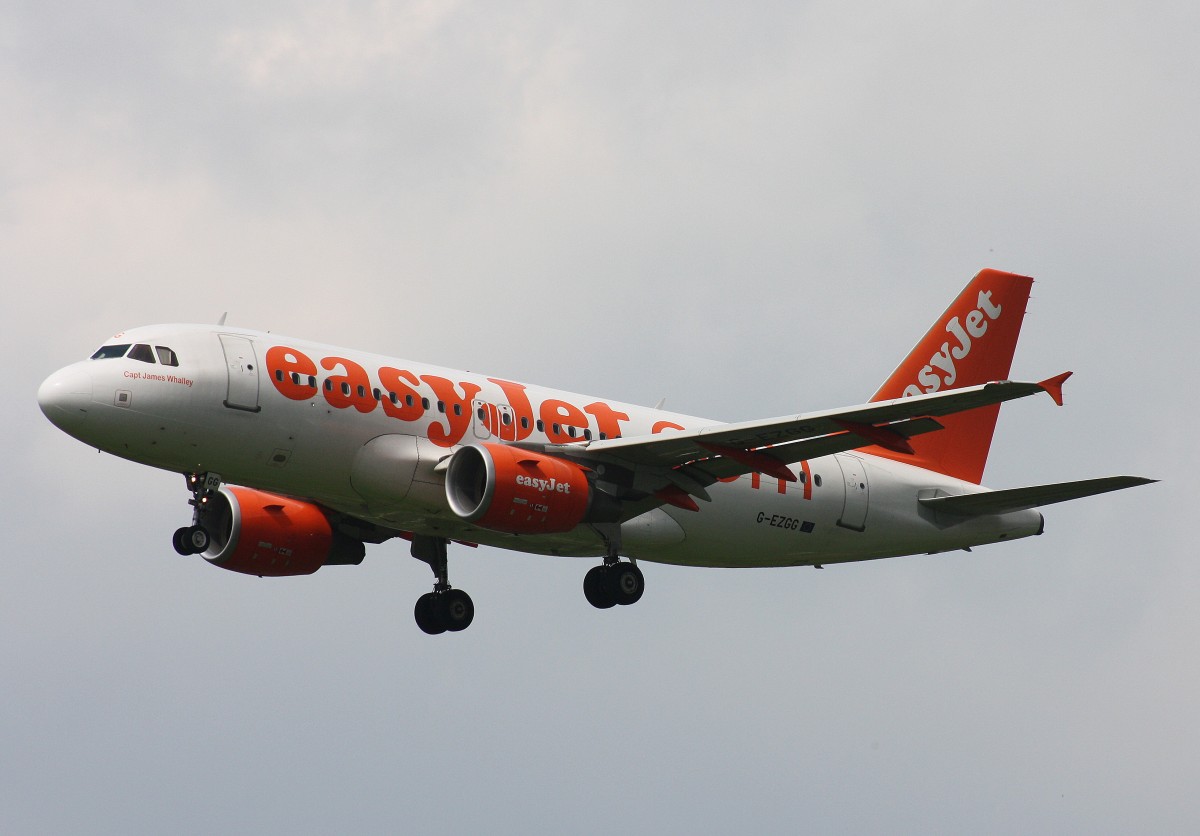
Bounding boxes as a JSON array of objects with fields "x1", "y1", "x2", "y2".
[
  {"x1": 199, "y1": 485, "x2": 365, "y2": 577},
  {"x1": 445, "y1": 443, "x2": 592, "y2": 534}
]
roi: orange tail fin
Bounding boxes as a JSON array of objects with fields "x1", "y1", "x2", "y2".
[{"x1": 866, "y1": 269, "x2": 1034, "y2": 483}]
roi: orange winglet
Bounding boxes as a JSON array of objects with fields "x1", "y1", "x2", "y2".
[
  {"x1": 1038, "y1": 371, "x2": 1073, "y2": 407},
  {"x1": 655, "y1": 485, "x2": 700, "y2": 513},
  {"x1": 833, "y1": 420, "x2": 916, "y2": 455},
  {"x1": 697, "y1": 442, "x2": 797, "y2": 482}
]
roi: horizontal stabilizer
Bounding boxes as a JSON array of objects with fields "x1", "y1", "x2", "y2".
[{"x1": 919, "y1": 476, "x2": 1156, "y2": 516}]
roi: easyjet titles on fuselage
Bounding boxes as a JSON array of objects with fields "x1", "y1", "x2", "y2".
[{"x1": 264, "y1": 346, "x2": 686, "y2": 450}]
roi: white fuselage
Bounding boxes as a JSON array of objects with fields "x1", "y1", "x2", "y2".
[{"x1": 39, "y1": 324, "x2": 1044, "y2": 568}]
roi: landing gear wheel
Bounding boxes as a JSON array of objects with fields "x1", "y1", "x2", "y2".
[
  {"x1": 606, "y1": 562, "x2": 645, "y2": 605},
  {"x1": 584, "y1": 565, "x2": 617, "y2": 609},
  {"x1": 186, "y1": 525, "x2": 210, "y2": 554},
  {"x1": 172, "y1": 527, "x2": 194, "y2": 556},
  {"x1": 415, "y1": 593, "x2": 447, "y2": 635},
  {"x1": 440, "y1": 589, "x2": 474, "y2": 632}
]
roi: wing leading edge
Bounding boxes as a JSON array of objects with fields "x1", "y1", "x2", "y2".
[{"x1": 918, "y1": 476, "x2": 1157, "y2": 516}]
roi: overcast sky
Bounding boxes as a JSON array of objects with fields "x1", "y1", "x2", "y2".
[{"x1": 3, "y1": 2, "x2": 1196, "y2": 833}]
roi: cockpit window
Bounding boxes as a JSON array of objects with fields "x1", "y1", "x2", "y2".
[
  {"x1": 155, "y1": 346, "x2": 179, "y2": 366},
  {"x1": 128, "y1": 343, "x2": 156, "y2": 364},
  {"x1": 90, "y1": 344, "x2": 131, "y2": 360}
]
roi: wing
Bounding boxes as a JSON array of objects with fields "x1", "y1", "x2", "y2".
[{"x1": 514, "y1": 375, "x2": 1072, "y2": 512}]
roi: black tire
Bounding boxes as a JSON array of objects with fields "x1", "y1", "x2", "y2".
[
  {"x1": 583, "y1": 565, "x2": 616, "y2": 609},
  {"x1": 172, "y1": 527, "x2": 194, "y2": 555},
  {"x1": 440, "y1": 589, "x2": 474, "y2": 632},
  {"x1": 186, "y1": 525, "x2": 210, "y2": 554},
  {"x1": 606, "y1": 562, "x2": 644, "y2": 606},
  {"x1": 415, "y1": 592, "x2": 447, "y2": 635}
]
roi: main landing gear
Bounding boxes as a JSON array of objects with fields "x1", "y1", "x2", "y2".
[
  {"x1": 583, "y1": 559, "x2": 645, "y2": 609},
  {"x1": 172, "y1": 472, "x2": 220, "y2": 556},
  {"x1": 410, "y1": 534, "x2": 475, "y2": 635},
  {"x1": 582, "y1": 522, "x2": 645, "y2": 609}
]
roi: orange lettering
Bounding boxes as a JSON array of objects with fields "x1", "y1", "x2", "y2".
[
  {"x1": 584, "y1": 402, "x2": 630, "y2": 440},
  {"x1": 378, "y1": 367, "x2": 426, "y2": 422},
  {"x1": 266, "y1": 346, "x2": 318, "y2": 401},
  {"x1": 321, "y1": 357, "x2": 377, "y2": 414},
  {"x1": 652, "y1": 420, "x2": 686, "y2": 433},
  {"x1": 540, "y1": 398, "x2": 589, "y2": 443},
  {"x1": 488, "y1": 378, "x2": 534, "y2": 441},
  {"x1": 750, "y1": 472, "x2": 789, "y2": 494},
  {"x1": 422, "y1": 375, "x2": 482, "y2": 447}
]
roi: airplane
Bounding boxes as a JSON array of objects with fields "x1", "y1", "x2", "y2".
[{"x1": 37, "y1": 269, "x2": 1153, "y2": 634}]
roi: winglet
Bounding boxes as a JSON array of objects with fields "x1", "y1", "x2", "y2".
[{"x1": 1038, "y1": 371, "x2": 1073, "y2": 407}]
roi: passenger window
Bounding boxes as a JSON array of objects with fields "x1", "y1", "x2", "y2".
[
  {"x1": 128, "y1": 344, "x2": 156, "y2": 364},
  {"x1": 477, "y1": 407, "x2": 486, "y2": 420},
  {"x1": 324, "y1": 379, "x2": 333, "y2": 391},
  {"x1": 421, "y1": 397, "x2": 430, "y2": 409},
  {"x1": 90, "y1": 344, "x2": 131, "y2": 360},
  {"x1": 155, "y1": 346, "x2": 179, "y2": 366}
]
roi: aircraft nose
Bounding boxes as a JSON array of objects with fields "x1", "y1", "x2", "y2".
[{"x1": 38, "y1": 365, "x2": 93, "y2": 431}]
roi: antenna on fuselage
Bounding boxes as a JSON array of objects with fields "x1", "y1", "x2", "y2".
[
  {"x1": 654, "y1": 397, "x2": 667, "y2": 410},
  {"x1": 217, "y1": 312, "x2": 228, "y2": 326}
]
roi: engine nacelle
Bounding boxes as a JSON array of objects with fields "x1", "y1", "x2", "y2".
[
  {"x1": 200, "y1": 486, "x2": 365, "y2": 577},
  {"x1": 445, "y1": 443, "x2": 592, "y2": 534}
]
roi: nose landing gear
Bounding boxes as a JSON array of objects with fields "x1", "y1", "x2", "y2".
[
  {"x1": 171, "y1": 472, "x2": 221, "y2": 556},
  {"x1": 172, "y1": 524, "x2": 210, "y2": 555}
]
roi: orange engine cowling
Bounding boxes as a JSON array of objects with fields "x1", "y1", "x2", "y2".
[
  {"x1": 201, "y1": 486, "x2": 365, "y2": 577},
  {"x1": 445, "y1": 443, "x2": 591, "y2": 534}
]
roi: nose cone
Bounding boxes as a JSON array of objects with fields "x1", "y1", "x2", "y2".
[{"x1": 38, "y1": 365, "x2": 93, "y2": 434}]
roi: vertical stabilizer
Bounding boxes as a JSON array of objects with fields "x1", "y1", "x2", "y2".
[{"x1": 865, "y1": 269, "x2": 1034, "y2": 483}]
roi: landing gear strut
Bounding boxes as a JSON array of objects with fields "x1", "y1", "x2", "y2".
[
  {"x1": 583, "y1": 523, "x2": 644, "y2": 609},
  {"x1": 172, "y1": 472, "x2": 221, "y2": 556},
  {"x1": 411, "y1": 534, "x2": 475, "y2": 634}
]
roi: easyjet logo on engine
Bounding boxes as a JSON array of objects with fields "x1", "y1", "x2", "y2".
[
  {"x1": 516, "y1": 475, "x2": 572, "y2": 494},
  {"x1": 902, "y1": 289, "x2": 1003, "y2": 397}
]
